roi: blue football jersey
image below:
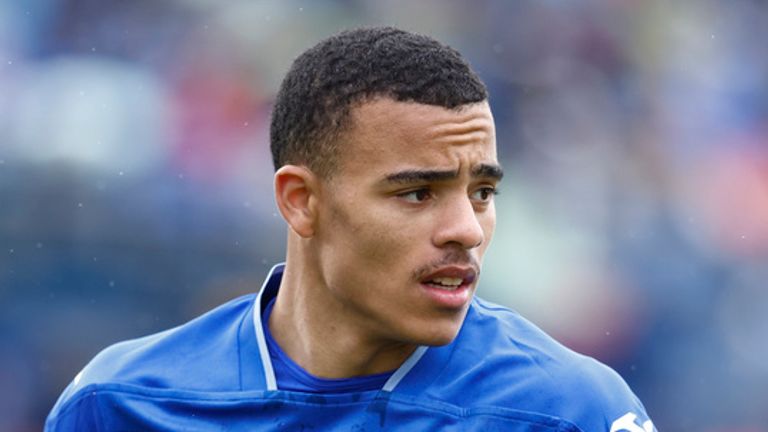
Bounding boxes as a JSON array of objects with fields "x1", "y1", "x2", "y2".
[{"x1": 46, "y1": 264, "x2": 655, "y2": 431}]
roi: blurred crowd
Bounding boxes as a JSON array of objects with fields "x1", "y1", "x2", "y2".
[{"x1": 1, "y1": 0, "x2": 766, "y2": 430}]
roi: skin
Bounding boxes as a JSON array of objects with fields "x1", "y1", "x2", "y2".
[{"x1": 271, "y1": 98, "x2": 502, "y2": 379}]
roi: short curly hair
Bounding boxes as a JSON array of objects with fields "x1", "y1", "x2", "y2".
[{"x1": 269, "y1": 26, "x2": 488, "y2": 178}]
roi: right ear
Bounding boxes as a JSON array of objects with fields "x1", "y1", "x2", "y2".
[{"x1": 274, "y1": 165, "x2": 318, "y2": 238}]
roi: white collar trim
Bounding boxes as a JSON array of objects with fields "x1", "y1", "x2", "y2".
[{"x1": 252, "y1": 263, "x2": 429, "y2": 392}]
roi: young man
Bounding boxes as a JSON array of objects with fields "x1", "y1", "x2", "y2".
[{"x1": 47, "y1": 27, "x2": 655, "y2": 431}]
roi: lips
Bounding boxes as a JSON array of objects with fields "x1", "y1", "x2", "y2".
[
  {"x1": 421, "y1": 266, "x2": 477, "y2": 288},
  {"x1": 419, "y1": 266, "x2": 477, "y2": 309}
]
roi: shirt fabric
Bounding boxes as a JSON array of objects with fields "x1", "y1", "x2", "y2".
[{"x1": 46, "y1": 263, "x2": 656, "y2": 431}]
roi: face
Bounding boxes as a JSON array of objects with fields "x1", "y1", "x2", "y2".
[{"x1": 312, "y1": 98, "x2": 501, "y2": 347}]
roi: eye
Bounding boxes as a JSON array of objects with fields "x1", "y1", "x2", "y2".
[
  {"x1": 470, "y1": 186, "x2": 498, "y2": 203},
  {"x1": 398, "y1": 188, "x2": 432, "y2": 203}
]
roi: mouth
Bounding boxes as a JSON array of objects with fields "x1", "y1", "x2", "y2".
[
  {"x1": 419, "y1": 266, "x2": 477, "y2": 308},
  {"x1": 424, "y1": 277, "x2": 466, "y2": 290}
]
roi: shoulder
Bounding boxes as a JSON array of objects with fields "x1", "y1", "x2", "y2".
[
  {"x1": 46, "y1": 294, "x2": 257, "y2": 428},
  {"x1": 433, "y1": 297, "x2": 654, "y2": 430},
  {"x1": 80, "y1": 294, "x2": 255, "y2": 388}
]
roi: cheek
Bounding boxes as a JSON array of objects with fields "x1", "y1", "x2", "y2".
[
  {"x1": 327, "y1": 200, "x2": 409, "y2": 268},
  {"x1": 350, "y1": 214, "x2": 410, "y2": 266},
  {"x1": 479, "y1": 206, "x2": 497, "y2": 255}
]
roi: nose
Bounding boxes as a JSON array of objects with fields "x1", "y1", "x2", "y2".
[{"x1": 433, "y1": 196, "x2": 485, "y2": 250}]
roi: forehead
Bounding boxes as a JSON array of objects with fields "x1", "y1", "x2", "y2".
[{"x1": 338, "y1": 98, "x2": 497, "y2": 174}]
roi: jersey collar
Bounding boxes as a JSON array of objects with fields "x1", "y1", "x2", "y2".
[{"x1": 251, "y1": 263, "x2": 429, "y2": 392}]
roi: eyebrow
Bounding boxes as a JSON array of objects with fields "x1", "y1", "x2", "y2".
[
  {"x1": 472, "y1": 163, "x2": 504, "y2": 181},
  {"x1": 382, "y1": 163, "x2": 504, "y2": 185}
]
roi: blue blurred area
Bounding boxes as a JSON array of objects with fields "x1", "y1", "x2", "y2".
[{"x1": 1, "y1": 1, "x2": 767, "y2": 430}]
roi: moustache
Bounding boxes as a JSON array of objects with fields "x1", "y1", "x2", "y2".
[{"x1": 411, "y1": 250, "x2": 480, "y2": 281}]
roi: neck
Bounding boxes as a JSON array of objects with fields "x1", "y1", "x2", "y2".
[{"x1": 268, "y1": 245, "x2": 416, "y2": 379}]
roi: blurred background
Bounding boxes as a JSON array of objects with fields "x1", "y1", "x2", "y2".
[{"x1": 1, "y1": 0, "x2": 767, "y2": 430}]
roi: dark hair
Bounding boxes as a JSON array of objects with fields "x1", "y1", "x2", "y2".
[{"x1": 269, "y1": 26, "x2": 488, "y2": 178}]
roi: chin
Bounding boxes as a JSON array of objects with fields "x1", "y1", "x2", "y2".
[
  {"x1": 410, "y1": 321, "x2": 464, "y2": 347},
  {"x1": 422, "y1": 333, "x2": 459, "y2": 347}
]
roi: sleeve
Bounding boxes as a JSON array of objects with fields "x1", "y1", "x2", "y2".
[
  {"x1": 566, "y1": 357, "x2": 656, "y2": 432},
  {"x1": 45, "y1": 385, "x2": 104, "y2": 432}
]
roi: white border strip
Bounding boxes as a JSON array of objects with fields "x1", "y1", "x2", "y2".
[
  {"x1": 382, "y1": 345, "x2": 429, "y2": 392},
  {"x1": 252, "y1": 263, "x2": 284, "y2": 391}
]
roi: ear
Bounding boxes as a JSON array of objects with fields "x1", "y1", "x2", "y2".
[{"x1": 274, "y1": 165, "x2": 318, "y2": 238}]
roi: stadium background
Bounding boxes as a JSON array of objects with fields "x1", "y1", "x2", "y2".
[{"x1": 1, "y1": 0, "x2": 767, "y2": 430}]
